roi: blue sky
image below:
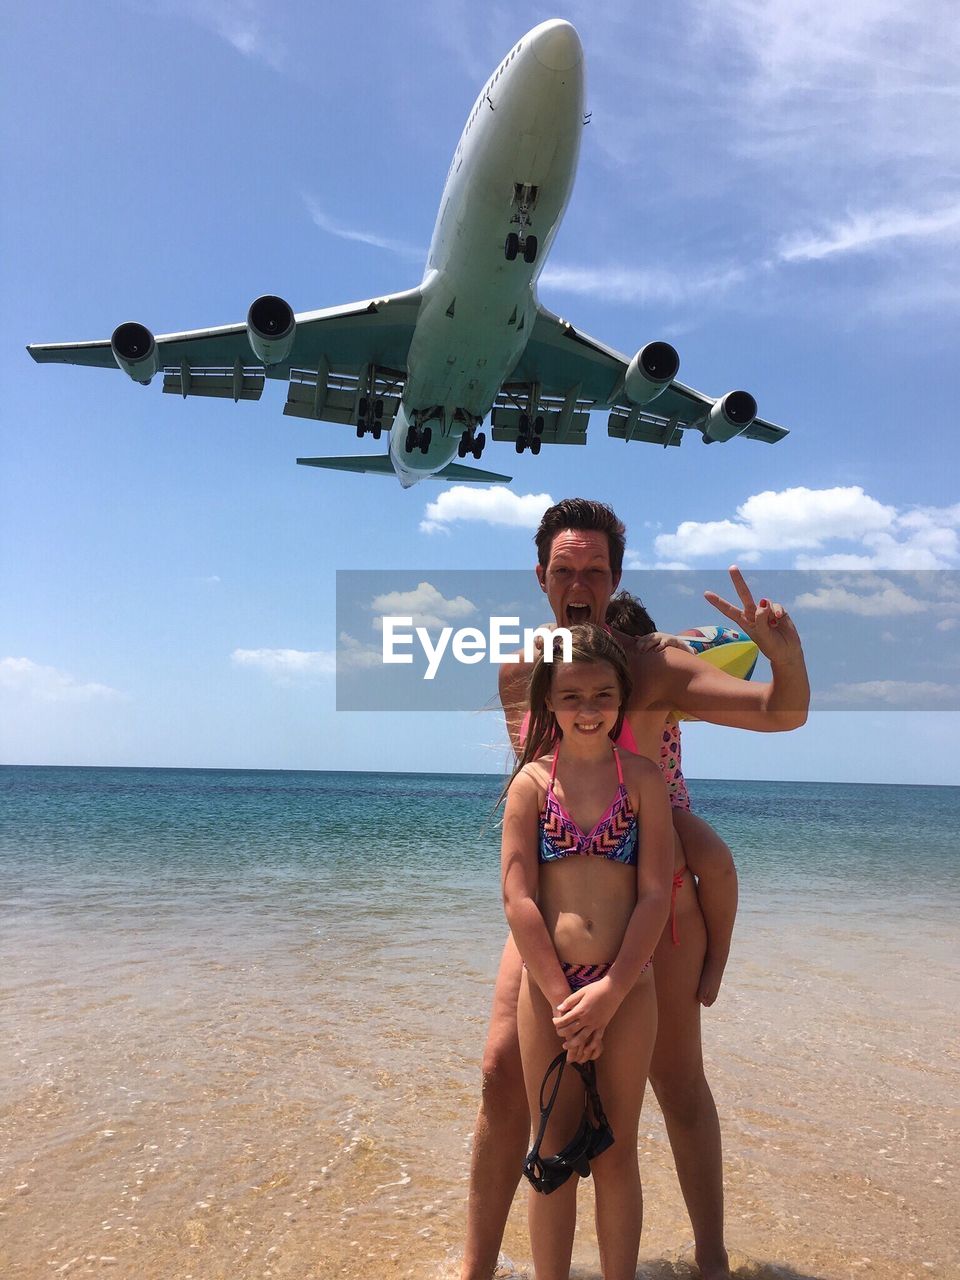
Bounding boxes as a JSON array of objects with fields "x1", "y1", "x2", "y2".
[{"x1": 3, "y1": 1, "x2": 959, "y2": 782}]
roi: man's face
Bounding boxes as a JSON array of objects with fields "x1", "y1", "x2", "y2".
[{"x1": 536, "y1": 528, "x2": 620, "y2": 627}]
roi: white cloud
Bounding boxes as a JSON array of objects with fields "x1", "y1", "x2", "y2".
[
  {"x1": 815, "y1": 680, "x2": 960, "y2": 708},
  {"x1": 231, "y1": 636, "x2": 385, "y2": 679},
  {"x1": 369, "y1": 582, "x2": 477, "y2": 631},
  {"x1": 624, "y1": 550, "x2": 689, "y2": 571},
  {"x1": 779, "y1": 203, "x2": 960, "y2": 263},
  {"x1": 420, "y1": 487, "x2": 554, "y2": 535},
  {"x1": 0, "y1": 657, "x2": 121, "y2": 703},
  {"x1": 539, "y1": 262, "x2": 745, "y2": 307},
  {"x1": 655, "y1": 486, "x2": 960, "y2": 570},
  {"x1": 303, "y1": 197, "x2": 424, "y2": 260},
  {"x1": 337, "y1": 633, "x2": 386, "y2": 670},
  {"x1": 231, "y1": 648, "x2": 336, "y2": 677},
  {"x1": 937, "y1": 618, "x2": 960, "y2": 632},
  {"x1": 793, "y1": 582, "x2": 928, "y2": 617},
  {"x1": 153, "y1": 0, "x2": 287, "y2": 71}
]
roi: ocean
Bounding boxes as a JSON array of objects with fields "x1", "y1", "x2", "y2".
[{"x1": 1, "y1": 766, "x2": 958, "y2": 1279}]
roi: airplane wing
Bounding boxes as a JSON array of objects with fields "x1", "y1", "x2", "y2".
[
  {"x1": 494, "y1": 302, "x2": 787, "y2": 448},
  {"x1": 297, "y1": 455, "x2": 512, "y2": 484},
  {"x1": 27, "y1": 286, "x2": 423, "y2": 433}
]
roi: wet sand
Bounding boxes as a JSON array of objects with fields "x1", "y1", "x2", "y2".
[{"x1": 2, "y1": 888, "x2": 957, "y2": 1280}]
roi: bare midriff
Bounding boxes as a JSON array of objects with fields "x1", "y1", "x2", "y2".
[{"x1": 539, "y1": 858, "x2": 636, "y2": 966}]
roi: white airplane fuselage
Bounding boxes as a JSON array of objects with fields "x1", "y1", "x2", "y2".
[{"x1": 388, "y1": 19, "x2": 584, "y2": 486}]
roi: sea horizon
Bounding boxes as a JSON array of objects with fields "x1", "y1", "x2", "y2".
[{"x1": 2, "y1": 761, "x2": 958, "y2": 789}]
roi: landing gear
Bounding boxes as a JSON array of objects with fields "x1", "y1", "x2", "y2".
[
  {"x1": 504, "y1": 231, "x2": 537, "y2": 263},
  {"x1": 357, "y1": 395, "x2": 385, "y2": 440},
  {"x1": 515, "y1": 418, "x2": 543, "y2": 455},
  {"x1": 404, "y1": 423, "x2": 433, "y2": 454},
  {"x1": 505, "y1": 183, "x2": 539, "y2": 263},
  {"x1": 458, "y1": 427, "x2": 486, "y2": 460}
]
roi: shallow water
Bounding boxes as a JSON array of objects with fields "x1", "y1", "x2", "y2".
[{"x1": 1, "y1": 767, "x2": 958, "y2": 1279}]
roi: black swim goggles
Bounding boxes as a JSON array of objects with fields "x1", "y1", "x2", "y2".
[{"x1": 522, "y1": 1050, "x2": 615, "y2": 1195}]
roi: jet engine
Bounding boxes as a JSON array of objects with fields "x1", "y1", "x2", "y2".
[
  {"x1": 702, "y1": 390, "x2": 757, "y2": 443},
  {"x1": 247, "y1": 295, "x2": 296, "y2": 366},
  {"x1": 623, "y1": 341, "x2": 680, "y2": 406},
  {"x1": 111, "y1": 322, "x2": 159, "y2": 384}
]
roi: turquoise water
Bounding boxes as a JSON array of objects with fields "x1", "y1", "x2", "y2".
[
  {"x1": 2, "y1": 767, "x2": 958, "y2": 1280},
  {"x1": 3, "y1": 766, "x2": 957, "y2": 912}
]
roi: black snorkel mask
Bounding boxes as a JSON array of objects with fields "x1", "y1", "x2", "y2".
[{"x1": 522, "y1": 1051, "x2": 615, "y2": 1194}]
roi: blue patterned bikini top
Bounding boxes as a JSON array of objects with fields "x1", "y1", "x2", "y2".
[{"x1": 538, "y1": 745, "x2": 638, "y2": 866}]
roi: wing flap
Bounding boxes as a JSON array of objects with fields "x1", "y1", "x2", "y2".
[
  {"x1": 283, "y1": 366, "x2": 403, "y2": 427},
  {"x1": 607, "y1": 409, "x2": 682, "y2": 447},
  {"x1": 162, "y1": 365, "x2": 265, "y2": 401}
]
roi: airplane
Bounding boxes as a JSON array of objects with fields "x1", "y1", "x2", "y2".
[{"x1": 27, "y1": 18, "x2": 788, "y2": 489}]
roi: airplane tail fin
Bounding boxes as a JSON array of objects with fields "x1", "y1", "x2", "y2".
[{"x1": 296, "y1": 455, "x2": 512, "y2": 484}]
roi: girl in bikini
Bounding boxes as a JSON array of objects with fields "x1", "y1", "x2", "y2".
[
  {"x1": 501, "y1": 625, "x2": 674, "y2": 1280},
  {"x1": 605, "y1": 592, "x2": 739, "y2": 1007}
]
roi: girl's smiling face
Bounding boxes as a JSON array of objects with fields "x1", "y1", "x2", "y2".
[{"x1": 546, "y1": 659, "x2": 622, "y2": 740}]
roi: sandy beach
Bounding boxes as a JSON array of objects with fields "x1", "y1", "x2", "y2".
[{"x1": 2, "y1": 768, "x2": 958, "y2": 1279}]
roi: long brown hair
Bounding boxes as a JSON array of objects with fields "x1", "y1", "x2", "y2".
[{"x1": 500, "y1": 624, "x2": 633, "y2": 804}]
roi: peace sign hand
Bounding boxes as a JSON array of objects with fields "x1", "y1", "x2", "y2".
[{"x1": 704, "y1": 566, "x2": 804, "y2": 665}]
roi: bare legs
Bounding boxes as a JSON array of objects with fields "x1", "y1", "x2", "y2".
[
  {"x1": 671, "y1": 808, "x2": 738, "y2": 1007},
  {"x1": 517, "y1": 968, "x2": 657, "y2": 1280},
  {"x1": 649, "y1": 869, "x2": 731, "y2": 1280},
  {"x1": 462, "y1": 883, "x2": 731, "y2": 1278},
  {"x1": 460, "y1": 937, "x2": 528, "y2": 1280}
]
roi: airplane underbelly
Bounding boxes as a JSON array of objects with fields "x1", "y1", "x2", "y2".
[{"x1": 405, "y1": 298, "x2": 528, "y2": 417}]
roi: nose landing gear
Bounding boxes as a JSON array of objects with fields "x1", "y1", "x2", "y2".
[{"x1": 505, "y1": 184, "x2": 539, "y2": 263}]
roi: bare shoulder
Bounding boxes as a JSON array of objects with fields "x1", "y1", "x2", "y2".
[
  {"x1": 617, "y1": 748, "x2": 663, "y2": 788},
  {"x1": 626, "y1": 642, "x2": 699, "y2": 710},
  {"x1": 508, "y1": 758, "x2": 551, "y2": 803}
]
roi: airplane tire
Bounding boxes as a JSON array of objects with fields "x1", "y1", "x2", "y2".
[
  {"x1": 374, "y1": 398, "x2": 384, "y2": 417},
  {"x1": 475, "y1": 431, "x2": 486, "y2": 451},
  {"x1": 458, "y1": 437, "x2": 467, "y2": 458},
  {"x1": 523, "y1": 235, "x2": 538, "y2": 264},
  {"x1": 356, "y1": 424, "x2": 365, "y2": 439},
  {"x1": 421, "y1": 426, "x2": 432, "y2": 448},
  {"x1": 405, "y1": 427, "x2": 417, "y2": 453},
  {"x1": 534, "y1": 416, "x2": 544, "y2": 435},
  {"x1": 531, "y1": 437, "x2": 542, "y2": 456},
  {"x1": 505, "y1": 232, "x2": 519, "y2": 261},
  {"x1": 373, "y1": 423, "x2": 382, "y2": 440},
  {"x1": 473, "y1": 443, "x2": 483, "y2": 460},
  {"x1": 515, "y1": 437, "x2": 525, "y2": 454},
  {"x1": 519, "y1": 412, "x2": 529, "y2": 433},
  {"x1": 359, "y1": 397, "x2": 369, "y2": 418}
]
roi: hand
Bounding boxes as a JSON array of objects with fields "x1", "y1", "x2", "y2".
[
  {"x1": 567, "y1": 1027, "x2": 604, "y2": 1064},
  {"x1": 552, "y1": 978, "x2": 622, "y2": 1053},
  {"x1": 633, "y1": 631, "x2": 695, "y2": 655},
  {"x1": 704, "y1": 566, "x2": 803, "y2": 665},
  {"x1": 696, "y1": 952, "x2": 728, "y2": 1007}
]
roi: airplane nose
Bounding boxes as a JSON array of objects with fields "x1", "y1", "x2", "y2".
[{"x1": 532, "y1": 20, "x2": 583, "y2": 72}]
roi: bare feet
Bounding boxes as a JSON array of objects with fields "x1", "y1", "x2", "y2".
[{"x1": 696, "y1": 1248, "x2": 732, "y2": 1280}]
